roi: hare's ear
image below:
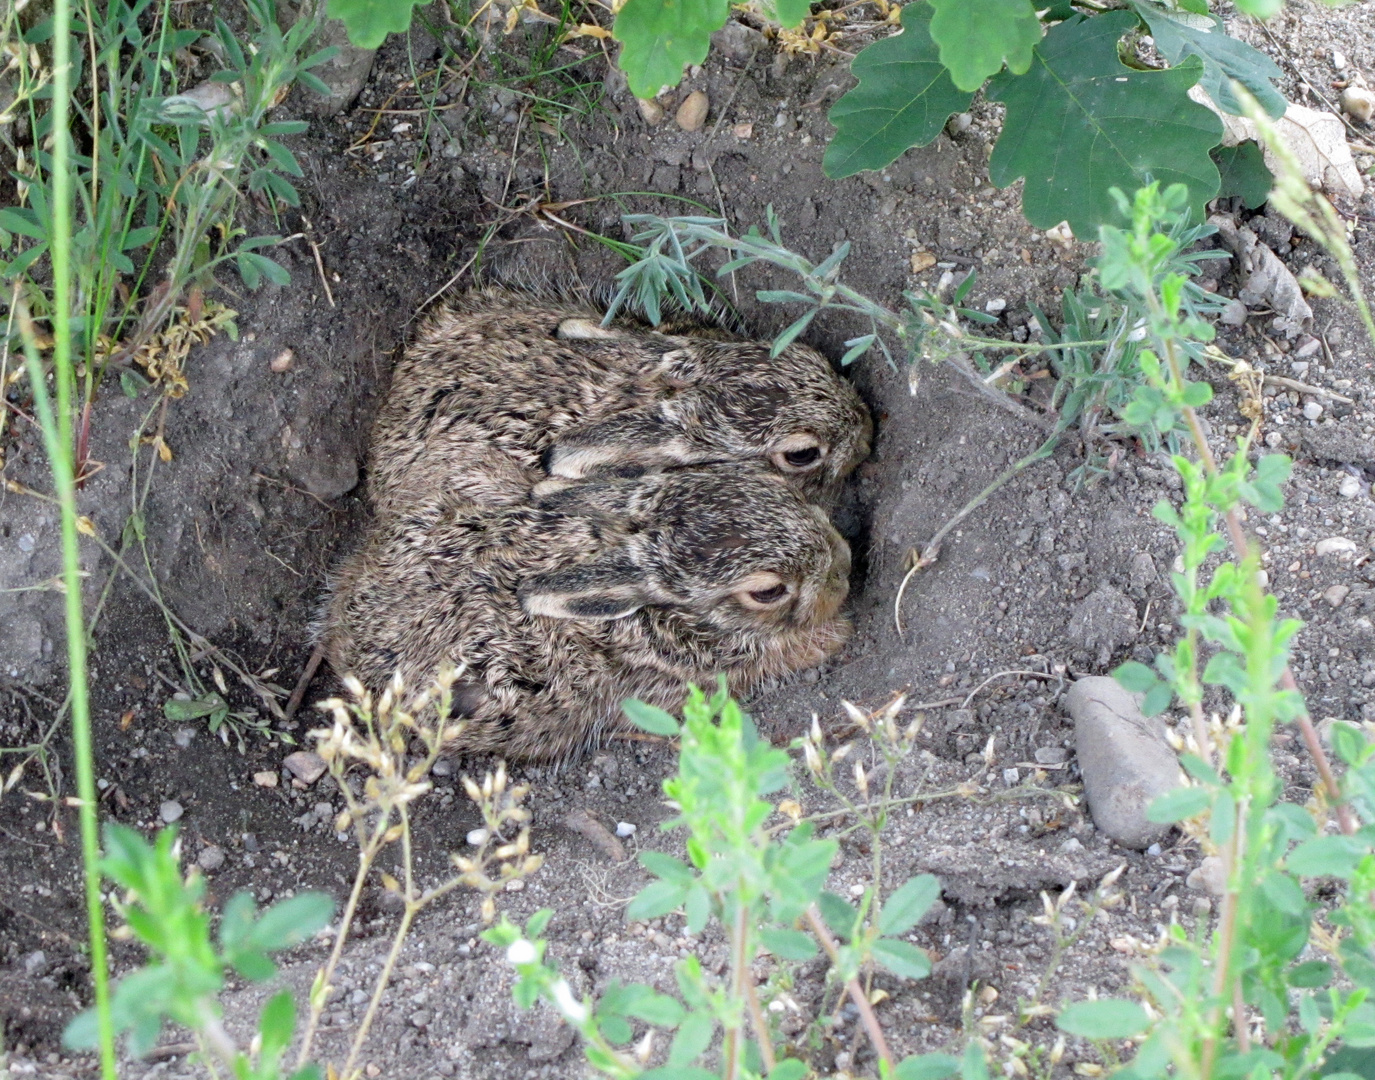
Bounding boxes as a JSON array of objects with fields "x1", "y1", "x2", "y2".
[
  {"x1": 519, "y1": 551, "x2": 652, "y2": 621},
  {"x1": 530, "y1": 476, "x2": 651, "y2": 517},
  {"x1": 543, "y1": 411, "x2": 694, "y2": 479}
]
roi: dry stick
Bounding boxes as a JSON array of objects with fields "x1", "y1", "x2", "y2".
[
  {"x1": 743, "y1": 974, "x2": 778, "y2": 1074},
  {"x1": 804, "y1": 906, "x2": 894, "y2": 1072},
  {"x1": 283, "y1": 644, "x2": 326, "y2": 722}
]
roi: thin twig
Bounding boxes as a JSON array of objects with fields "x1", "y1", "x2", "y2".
[
  {"x1": 309, "y1": 239, "x2": 335, "y2": 307},
  {"x1": 804, "y1": 906, "x2": 893, "y2": 1072}
]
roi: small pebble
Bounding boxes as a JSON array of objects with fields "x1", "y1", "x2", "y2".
[
  {"x1": 270, "y1": 348, "x2": 294, "y2": 373},
  {"x1": 197, "y1": 845, "x2": 226, "y2": 871},
  {"x1": 467, "y1": 828, "x2": 489, "y2": 847},
  {"x1": 1303, "y1": 402, "x2": 1324, "y2": 420},
  {"x1": 676, "y1": 90, "x2": 709, "y2": 132},
  {"x1": 637, "y1": 98, "x2": 664, "y2": 125},
  {"x1": 1294, "y1": 336, "x2": 1322, "y2": 358},
  {"x1": 1341, "y1": 86, "x2": 1374, "y2": 124},
  {"x1": 1315, "y1": 537, "x2": 1358, "y2": 557},
  {"x1": 1146, "y1": 843, "x2": 1161, "y2": 856},
  {"x1": 283, "y1": 750, "x2": 327, "y2": 785},
  {"x1": 1219, "y1": 299, "x2": 1248, "y2": 326},
  {"x1": 1324, "y1": 584, "x2": 1350, "y2": 608},
  {"x1": 732, "y1": 122, "x2": 753, "y2": 139},
  {"x1": 984, "y1": 298, "x2": 1007, "y2": 314},
  {"x1": 1186, "y1": 855, "x2": 1227, "y2": 896},
  {"x1": 504, "y1": 878, "x2": 525, "y2": 892},
  {"x1": 1340, "y1": 475, "x2": 1362, "y2": 498},
  {"x1": 1034, "y1": 746, "x2": 1069, "y2": 765},
  {"x1": 159, "y1": 800, "x2": 184, "y2": 824},
  {"x1": 253, "y1": 770, "x2": 279, "y2": 788},
  {"x1": 1002, "y1": 767, "x2": 1020, "y2": 786},
  {"x1": 615, "y1": 822, "x2": 637, "y2": 837}
]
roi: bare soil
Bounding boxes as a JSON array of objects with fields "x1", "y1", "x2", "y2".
[{"x1": 2, "y1": 2, "x2": 1375, "y2": 1076}]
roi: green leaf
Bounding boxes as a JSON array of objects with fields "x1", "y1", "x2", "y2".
[
  {"x1": 248, "y1": 893, "x2": 334, "y2": 952},
  {"x1": 986, "y1": 11, "x2": 1223, "y2": 234},
  {"x1": 668, "y1": 1009, "x2": 714, "y2": 1065},
  {"x1": 871, "y1": 937, "x2": 932, "y2": 979},
  {"x1": 824, "y1": 3, "x2": 975, "y2": 179},
  {"x1": 879, "y1": 874, "x2": 941, "y2": 937},
  {"x1": 627, "y1": 879, "x2": 690, "y2": 921},
  {"x1": 1287, "y1": 835, "x2": 1367, "y2": 878},
  {"x1": 625, "y1": 988, "x2": 686, "y2": 1027},
  {"x1": 897, "y1": 1053, "x2": 962, "y2": 1080},
  {"x1": 817, "y1": 890, "x2": 858, "y2": 940},
  {"x1": 769, "y1": 0, "x2": 811, "y2": 26},
  {"x1": 163, "y1": 693, "x2": 227, "y2": 721},
  {"x1": 640, "y1": 850, "x2": 694, "y2": 883},
  {"x1": 928, "y1": 0, "x2": 1040, "y2": 91},
  {"x1": 1114, "y1": 660, "x2": 1159, "y2": 693},
  {"x1": 612, "y1": 0, "x2": 729, "y2": 99},
  {"x1": 0, "y1": 207, "x2": 46, "y2": 240},
  {"x1": 1289, "y1": 960, "x2": 1333, "y2": 988},
  {"x1": 121, "y1": 224, "x2": 160, "y2": 250},
  {"x1": 770, "y1": 1062, "x2": 809, "y2": 1080},
  {"x1": 257, "y1": 991, "x2": 296, "y2": 1063},
  {"x1": 770, "y1": 309, "x2": 817, "y2": 357},
  {"x1": 1131, "y1": 2, "x2": 1285, "y2": 118},
  {"x1": 1057, "y1": 999, "x2": 1151, "y2": 1039},
  {"x1": 325, "y1": 0, "x2": 426, "y2": 48},
  {"x1": 1147, "y1": 786, "x2": 1210, "y2": 823},
  {"x1": 623, "y1": 698, "x2": 680, "y2": 736},
  {"x1": 238, "y1": 250, "x2": 290, "y2": 288},
  {"x1": 601, "y1": 1014, "x2": 634, "y2": 1044},
  {"x1": 759, "y1": 927, "x2": 820, "y2": 960},
  {"x1": 1213, "y1": 141, "x2": 1273, "y2": 209}
]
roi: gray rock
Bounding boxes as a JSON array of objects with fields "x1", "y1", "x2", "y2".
[
  {"x1": 1129, "y1": 552, "x2": 1158, "y2": 591},
  {"x1": 297, "y1": 5, "x2": 376, "y2": 117},
  {"x1": 711, "y1": 19, "x2": 765, "y2": 62},
  {"x1": 159, "y1": 800, "x2": 184, "y2": 824},
  {"x1": 284, "y1": 750, "x2": 328, "y2": 785},
  {"x1": 1034, "y1": 745, "x2": 1068, "y2": 765},
  {"x1": 1219, "y1": 298, "x2": 1248, "y2": 326},
  {"x1": 1065, "y1": 677, "x2": 1181, "y2": 849},
  {"x1": 1066, "y1": 584, "x2": 1139, "y2": 665},
  {"x1": 197, "y1": 845, "x2": 226, "y2": 871}
]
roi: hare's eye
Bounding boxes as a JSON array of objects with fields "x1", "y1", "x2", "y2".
[
  {"x1": 748, "y1": 583, "x2": 788, "y2": 604},
  {"x1": 771, "y1": 440, "x2": 826, "y2": 473}
]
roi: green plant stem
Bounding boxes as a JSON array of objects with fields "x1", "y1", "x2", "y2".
[
  {"x1": 805, "y1": 905, "x2": 893, "y2": 1072},
  {"x1": 723, "y1": 902, "x2": 748, "y2": 1080},
  {"x1": 295, "y1": 822, "x2": 388, "y2": 1069},
  {"x1": 19, "y1": 3, "x2": 117, "y2": 1073},
  {"x1": 1199, "y1": 803, "x2": 1245, "y2": 1080},
  {"x1": 1159, "y1": 337, "x2": 1357, "y2": 835}
]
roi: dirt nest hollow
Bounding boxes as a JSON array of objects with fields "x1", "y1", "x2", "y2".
[{"x1": 1, "y1": 2, "x2": 1374, "y2": 1077}]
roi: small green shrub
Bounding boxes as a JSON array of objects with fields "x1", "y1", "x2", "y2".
[
  {"x1": 62, "y1": 824, "x2": 333, "y2": 1079},
  {"x1": 488, "y1": 681, "x2": 957, "y2": 1078}
]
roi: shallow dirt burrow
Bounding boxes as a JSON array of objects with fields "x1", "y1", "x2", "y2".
[{"x1": 2, "y1": 1, "x2": 1375, "y2": 1076}]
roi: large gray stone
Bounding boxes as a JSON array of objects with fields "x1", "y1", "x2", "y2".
[
  {"x1": 297, "y1": 3, "x2": 377, "y2": 117},
  {"x1": 1066, "y1": 676, "x2": 1182, "y2": 850}
]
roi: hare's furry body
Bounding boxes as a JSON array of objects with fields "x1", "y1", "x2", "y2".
[
  {"x1": 321, "y1": 467, "x2": 851, "y2": 760},
  {"x1": 367, "y1": 288, "x2": 871, "y2": 515}
]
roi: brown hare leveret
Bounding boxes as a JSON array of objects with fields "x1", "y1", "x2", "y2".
[
  {"x1": 319, "y1": 465, "x2": 852, "y2": 760},
  {"x1": 367, "y1": 288, "x2": 872, "y2": 516}
]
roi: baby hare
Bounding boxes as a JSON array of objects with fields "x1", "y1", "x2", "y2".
[
  {"x1": 367, "y1": 288, "x2": 872, "y2": 516},
  {"x1": 319, "y1": 465, "x2": 852, "y2": 760}
]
